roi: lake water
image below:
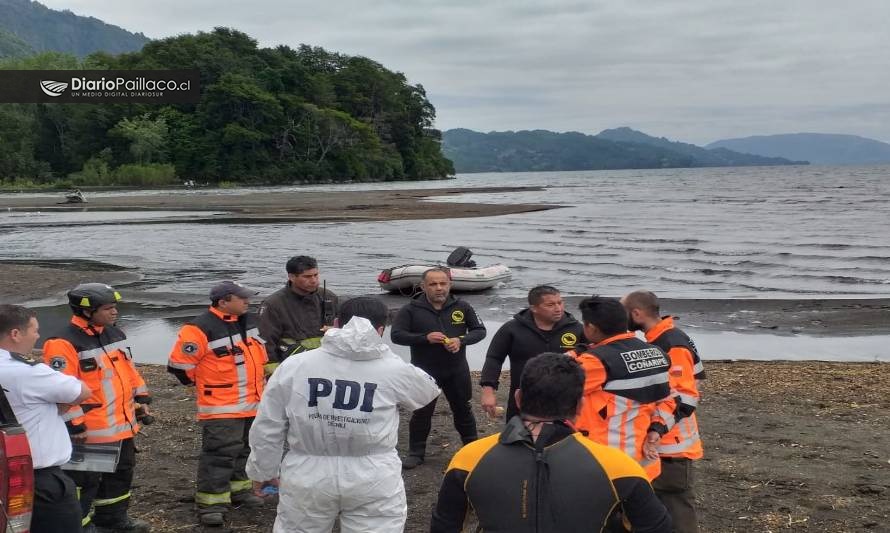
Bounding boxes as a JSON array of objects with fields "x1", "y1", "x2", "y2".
[
  {"x1": 29, "y1": 304, "x2": 890, "y2": 367},
  {"x1": 2, "y1": 165, "x2": 888, "y2": 301},
  {"x1": 123, "y1": 320, "x2": 890, "y2": 366},
  {"x1": 4, "y1": 165, "x2": 890, "y2": 363}
]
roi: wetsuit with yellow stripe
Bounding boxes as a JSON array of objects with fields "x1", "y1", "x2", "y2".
[{"x1": 430, "y1": 416, "x2": 672, "y2": 533}]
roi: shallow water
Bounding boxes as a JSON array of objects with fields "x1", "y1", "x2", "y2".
[
  {"x1": 32, "y1": 306, "x2": 890, "y2": 367},
  {"x1": 3, "y1": 166, "x2": 889, "y2": 303}
]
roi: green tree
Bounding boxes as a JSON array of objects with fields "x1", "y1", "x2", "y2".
[{"x1": 111, "y1": 114, "x2": 168, "y2": 164}]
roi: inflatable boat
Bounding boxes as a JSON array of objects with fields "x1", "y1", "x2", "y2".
[{"x1": 377, "y1": 263, "x2": 511, "y2": 292}]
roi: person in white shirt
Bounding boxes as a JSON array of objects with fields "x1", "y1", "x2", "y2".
[
  {"x1": 0, "y1": 305, "x2": 91, "y2": 533},
  {"x1": 247, "y1": 296, "x2": 440, "y2": 533}
]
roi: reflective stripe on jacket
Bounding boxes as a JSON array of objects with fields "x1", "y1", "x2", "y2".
[
  {"x1": 168, "y1": 306, "x2": 267, "y2": 420},
  {"x1": 43, "y1": 316, "x2": 149, "y2": 443},
  {"x1": 572, "y1": 332, "x2": 675, "y2": 480},
  {"x1": 647, "y1": 317, "x2": 704, "y2": 459}
]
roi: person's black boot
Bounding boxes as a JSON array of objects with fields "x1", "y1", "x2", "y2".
[
  {"x1": 199, "y1": 511, "x2": 225, "y2": 527},
  {"x1": 402, "y1": 455, "x2": 424, "y2": 469},
  {"x1": 93, "y1": 516, "x2": 151, "y2": 533},
  {"x1": 231, "y1": 490, "x2": 264, "y2": 508}
]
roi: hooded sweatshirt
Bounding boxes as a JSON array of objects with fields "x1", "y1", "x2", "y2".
[
  {"x1": 390, "y1": 293, "x2": 486, "y2": 378},
  {"x1": 247, "y1": 316, "x2": 440, "y2": 478}
]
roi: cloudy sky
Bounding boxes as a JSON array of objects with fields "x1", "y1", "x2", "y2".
[{"x1": 39, "y1": 0, "x2": 890, "y2": 144}]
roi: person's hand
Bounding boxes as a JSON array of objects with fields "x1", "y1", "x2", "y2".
[
  {"x1": 320, "y1": 325, "x2": 331, "y2": 333},
  {"x1": 57, "y1": 403, "x2": 74, "y2": 415},
  {"x1": 443, "y1": 337, "x2": 461, "y2": 353},
  {"x1": 72, "y1": 433, "x2": 87, "y2": 444},
  {"x1": 139, "y1": 404, "x2": 152, "y2": 416},
  {"x1": 426, "y1": 332, "x2": 447, "y2": 344},
  {"x1": 480, "y1": 387, "x2": 498, "y2": 418},
  {"x1": 643, "y1": 431, "x2": 661, "y2": 461},
  {"x1": 252, "y1": 478, "x2": 279, "y2": 498},
  {"x1": 252, "y1": 481, "x2": 265, "y2": 497}
]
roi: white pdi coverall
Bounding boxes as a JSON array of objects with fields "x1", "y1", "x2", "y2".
[{"x1": 246, "y1": 316, "x2": 440, "y2": 532}]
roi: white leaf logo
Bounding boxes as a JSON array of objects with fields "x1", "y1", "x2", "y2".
[{"x1": 40, "y1": 80, "x2": 69, "y2": 97}]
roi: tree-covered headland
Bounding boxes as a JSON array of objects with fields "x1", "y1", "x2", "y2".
[{"x1": 0, "y1": 28, "x2": 454, "y2": 188}]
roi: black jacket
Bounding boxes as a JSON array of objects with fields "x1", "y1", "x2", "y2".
[
  {"x1": 431, "y1": 416, "x2": 672, "y2": 533},
  {"x1": 390, "y1": 294, "x2": 486, "y2": 378},
  {"x1": 258, "y1": 285, "x2": 339, "y2": 362},
  {"x1": 480, "y1": 309, "x2": 585, "y2": 418}
]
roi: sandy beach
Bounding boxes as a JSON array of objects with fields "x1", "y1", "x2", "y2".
[
  {"x1": 126, "y1": 363, "x2": 889, "y2": 532},
  {"x1": 0, "y1": 185, "x2": 554, "y2": 224}
]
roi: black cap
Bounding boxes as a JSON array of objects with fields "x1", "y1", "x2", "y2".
[{"x1": 209, "y1": 281, "x2": 257, "y2": 301}]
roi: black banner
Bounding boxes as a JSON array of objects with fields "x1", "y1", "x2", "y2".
[{"x1": 0, "y1": 70, "x2": 201, "y2": 103}]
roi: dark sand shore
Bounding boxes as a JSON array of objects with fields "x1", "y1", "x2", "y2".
[
  {"x1": 3, "y1": 260, "x2": 890, "y2": 336},
  {"x1": 129, "y1": 362, "x2": 888, "y2": 532},
  {"x1": 0, "y1": 186, "x2": 555, "y2": 224},
  {"x1": 0, "y1": 259, "x2": 140, "y2": 305}
]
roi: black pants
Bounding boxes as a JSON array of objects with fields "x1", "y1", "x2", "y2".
[
  {"x1": 652, "y1": 457, "x2": 698, "y2": 533},
  {"x1": 196, "y1": 417, "x2": 253, "y2": 512},
  {"x1": 67, "y1": 437, "x2": 136, "y2": 527},
  {"x1": 408, "y1": 368, "x2": 478, "y2": 457},
  {"x1": 32, "y1": 466, "x2": 82, "y2": 533}
]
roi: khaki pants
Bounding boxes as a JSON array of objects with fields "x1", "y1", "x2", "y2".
[{"x1": 652, "y1": 457, "x2": 698, "y2": 533}]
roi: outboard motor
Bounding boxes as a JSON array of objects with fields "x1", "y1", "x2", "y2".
[{"x1": 446, "y1": 246, "x2": 476, "y2": 268}]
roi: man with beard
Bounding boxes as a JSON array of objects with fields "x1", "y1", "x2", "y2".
[
  {"x1": 623, "y1": 290, "x2": 705, "y2": 533},
  {"x1": 571, "y1": 295, "x2": 675, "y2": 481},
  {"x1": 480, "y1": 285, "x2": 585, "y2": 420},
  {"x1": 391, "y1": 267, "x2": 486, "y2": 469}
]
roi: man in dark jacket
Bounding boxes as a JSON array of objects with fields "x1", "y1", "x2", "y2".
[
  {"x1": 258, "y1": 255, "x2": 339, "y2": 371},
  {"x1": 391, "y1": 267, "x2": 486, "y2": 469},
  {"x1": 480, "y1": 285, "x2": 585, "y2": 420},
  {"x1": 431, "y1": 352, "x2": 672, "y2": 533}
]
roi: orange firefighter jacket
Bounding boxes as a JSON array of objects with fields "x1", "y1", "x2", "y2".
[
  {"x1": 646, "y1": 317, "x2": 705, "y2": 460},
  {"x1": 167, "y1": 306, "x2": 267, "y2": 420},
  {"x1": 43, "y1": 316, "x2": 149, "y2": 443},
  {"x1": 572, "y1": 332, "x2": 676, "y2": 480}
]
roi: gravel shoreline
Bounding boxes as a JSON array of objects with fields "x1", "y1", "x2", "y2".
[{"x1": 129, "y1": 363, "x2": 889, "y2": 532}]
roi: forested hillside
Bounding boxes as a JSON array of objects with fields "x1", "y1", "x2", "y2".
[
  {"x1": 0, "y1": 0, "x2": 149, "y2": 57},
  {"x1": 0, "y1": 28, "x2": 454, "y2": 186}
]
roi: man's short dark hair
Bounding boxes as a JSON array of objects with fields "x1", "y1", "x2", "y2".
[
  {"x1": 286, "y1": 255, "x2": 318, "y2": 275},
  {"x1": 338, "y1": 297, "x2": 388, "y2": 329},
  {"x1": 421, "y1": 267, "x2": 450, "y2": 282},
  {"x1": 518, "y1": 353, "x2": 585, "y2": 419},
  {"x1": 579, "y1": 296, "x2": 628, "y2": 336},
  {"x1": 0, "y1": 305, "x2": 36, "y2": 337},
  {"x1": 528, "y1": 285, "x2": 560, "y2": 306},
  {"x1": 624, "y1": 290, "x2": 660, "y2": 318}
]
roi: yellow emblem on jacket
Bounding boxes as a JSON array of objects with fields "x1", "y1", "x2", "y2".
[
  {"x1": 451, "y1": 310, "x2": 465, "y2": 324},
  {"x1": 560, "y1": 332, "x2": 578, "y2": 347}
]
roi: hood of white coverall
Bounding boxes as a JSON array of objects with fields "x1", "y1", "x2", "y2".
[{"x1": 321, "y1": 316, "x2": 389, "y2": 361}]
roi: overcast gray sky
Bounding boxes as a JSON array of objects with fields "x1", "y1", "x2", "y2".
[{"x1": 39, "y1": 0, "x2": 890, "y2": 144}]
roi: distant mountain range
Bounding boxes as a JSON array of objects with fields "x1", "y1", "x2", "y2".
[
  {"x1": 707, "y1": 133, "x2": 890, "y2": 166},
  {"x1": 442, "y1": 127, "x2": 803, "y2": 173},
  {"x1": 0, "y1": 0, "x2": 149, "y2": 58}
]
